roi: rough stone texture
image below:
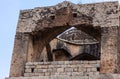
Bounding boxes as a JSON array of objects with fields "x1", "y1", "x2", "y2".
[
  {"x1": 9, "y1": 33, "x2": 30, "y2": 77},
  {"x1": 16, "y1": 1, "x2": 119, "y2": 33},
  {"x1": 5, "y1": 74, "x2": 120, "y2": 79},
  {"x1": 101, "y1": 26, "x2": 118, "y2": 73},
  {"x1": 24, "y1": 61, "x2": 100, "y2": 77},
  {"x1": 8, "y1": 1, "x2": 120, "y2": 79}
]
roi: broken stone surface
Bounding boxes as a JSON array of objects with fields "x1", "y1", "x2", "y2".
[{"x1": 16, "y1": 1, "x2": 119, "y2": 33}]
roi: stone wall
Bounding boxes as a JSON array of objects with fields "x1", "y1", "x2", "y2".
[
  {"x1": 7, "y1": 60, "x2": 120, "y2": 79},
  {"x1": 24, "y1": 61, "x2": 100, "y2": 77}
]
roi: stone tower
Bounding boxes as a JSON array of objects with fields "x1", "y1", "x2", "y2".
[{"x1": 6, "y1": 1, "x2": 120, "y2": 79}]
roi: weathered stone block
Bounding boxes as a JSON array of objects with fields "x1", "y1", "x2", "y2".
[
  {"x1": 65, "y1": 68, "x2": 73, "y2": 72},
  {"x1": 57, "y1": 68, "x2": 64, "y2": 72},
  {"x1": 25, "y1": 69, "x2": 31, "y2": 73},
  {"x1": 72, "y1": 72, "x2": 83, "y2": 76},
  {"x1": 79, "y1": 67, "x2": 86, "y2": 72},
  {"x1": 91, "y1": 68, "x2": 97, "y2": 72}
]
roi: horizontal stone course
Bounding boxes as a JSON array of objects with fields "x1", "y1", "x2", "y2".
[
  {"x1": 6, "y1": 74, "x2": 120, "y2": 79},
  {"x1": 24, "y1": 61, "x2": 100, "y2": 77},
  {"x1": 25, "y1": 61, "x2": 100, "y2": 66}
]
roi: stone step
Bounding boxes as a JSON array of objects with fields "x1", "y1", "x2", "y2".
[
  {"x1": 5, "y1": 74, "x2": 120, "y2": 79},
  {"x1": 6, "y1": 76, "x2": 90, "y2": 79}
]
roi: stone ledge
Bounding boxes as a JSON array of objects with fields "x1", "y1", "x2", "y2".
[
  {"x1": 26, "y1": 61, "x2": 100, "y2": 65},
  {"x1": 6, "y1": 74, "x2": 120, "y2": 79}
]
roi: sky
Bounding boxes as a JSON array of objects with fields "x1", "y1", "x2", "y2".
[{"x1": 0, "y1": 0, "x2": 118, "y2": 79}]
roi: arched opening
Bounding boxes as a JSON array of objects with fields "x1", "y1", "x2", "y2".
[
  {"x1": 51, "y1": 26, "x2": 100, "y2": 61},
  {"x1": 27, "y1": 24, "x2": 101, "y2": 62}
]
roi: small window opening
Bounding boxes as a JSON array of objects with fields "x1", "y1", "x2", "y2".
[
  {"x1": 31, "y1": 68, "x2": 34, "y2": 73},
  {"x1": 50, "y1": 15, "x2": 55, "y2": 20},
  {"x1": 73, "y1": 13, "x2": 77, "y2": 17}
]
